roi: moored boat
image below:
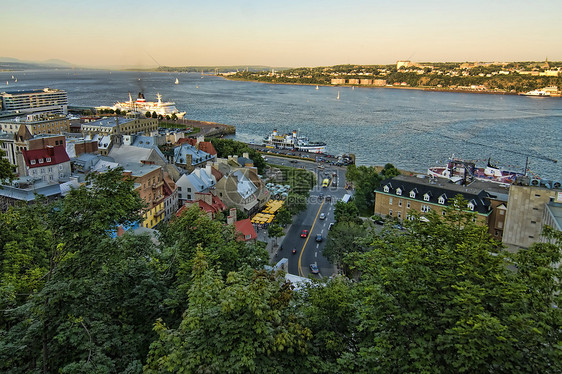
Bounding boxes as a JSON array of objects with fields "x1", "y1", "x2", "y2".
[
  {"x1": 428, "y1": 156, "x2": 524, "y2": 185},
  {"x1": 97, "y1": 92, "x2": 186, "y2": 119},
  {"x1": 263, "y1": 129, "x2": 326, "y2": 153}
]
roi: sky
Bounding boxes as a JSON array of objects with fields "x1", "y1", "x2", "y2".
[{"x1": 2, "y1": 0, "x2": 562, "y2": 68}]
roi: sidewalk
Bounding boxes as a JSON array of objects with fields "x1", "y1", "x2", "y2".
[{"x1": 256, "y1": 223, "x2": 293, "y2": 263}]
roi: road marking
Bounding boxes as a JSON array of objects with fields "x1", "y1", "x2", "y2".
[
  {"x1": 298, "y1": 199, "x2": 325, "y2": 277},
  {"x1": 315, "y1": 252, "x2": 317, "y2": 258},
  {"x1": 321, "y1": 229, "x2": 324, "y2": 234}
]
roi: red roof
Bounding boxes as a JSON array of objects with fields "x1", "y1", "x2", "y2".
[
  {"x1": 178, "y1": 138, "x2": 198, "y2": 146},
  {"x1": 234, "y1": 218, "x2": 257, "y2": 241},
  {"x1": 198, "y1": 141, "x2": 217, "y2": 156},
  {"x1": 22, "y1": 145, "x2": 70, "y2": 169},
  {"x1": 176, "y1": 194, "x2": 227, "y2": 217}
]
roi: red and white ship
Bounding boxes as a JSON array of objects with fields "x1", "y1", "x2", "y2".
[{"x1": 428, "y1": 157, "x2": 524, "y2": 185}]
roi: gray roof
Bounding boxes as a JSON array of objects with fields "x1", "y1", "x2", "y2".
[
  {"x1": 0, "y1": 178, "x2": 62, "y2": 201},
  {"x1": 232, "y1": 170, "x2": 257, "y2": 199},
  {"x1": 173, "y1": 144, "x2": 213, "y2": 166}
]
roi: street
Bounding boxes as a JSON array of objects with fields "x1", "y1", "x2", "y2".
[{"x1": 267, "y1": 156, "x2": 349, "y2": 278}]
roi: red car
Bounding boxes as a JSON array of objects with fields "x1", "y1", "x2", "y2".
[{"x1": 300, "y1": 230, "x2": 308, "y2": 238}]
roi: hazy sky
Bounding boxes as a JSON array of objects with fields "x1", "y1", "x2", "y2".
[{"x1": 2, "y1": 0, "x2": 561, "y2": 68}]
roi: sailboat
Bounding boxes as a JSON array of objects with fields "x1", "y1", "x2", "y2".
[
  {"x1": 14, "y1": 78, "x2": 17, "y2": 83},
  {"x1": 337, "y1": 91, "x2": 340, "y2": 100},
  {"x1": 175, "y1": 78, "x2": 179, "y2": 85},
  {"x1": 316, "y1": 85, "x2": 319, "y2": 90}
]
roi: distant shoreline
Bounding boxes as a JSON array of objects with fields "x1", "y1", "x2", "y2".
[{"x1": 223, "y1": 76, "x2": 561, "y2": 98}]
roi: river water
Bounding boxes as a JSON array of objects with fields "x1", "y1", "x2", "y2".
[{"x1": 2, "y1": 69, "x2": 561, "y2": 180}]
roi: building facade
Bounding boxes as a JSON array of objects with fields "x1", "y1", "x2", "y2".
[
  {"x1": 503, "y1": 183, "x2": 562, "y2": 249},
  {"x1": 374, "y1": 175, "x2": 493, "y2": 225},
  {"x1": 0, "y1": 88, "x2": 68, "y2": 115}
]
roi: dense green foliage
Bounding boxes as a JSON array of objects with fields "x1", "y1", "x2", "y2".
[
  {"x1": 345, "y1": 163, "x2": 399, "y2": 214},
  {"x1": 1, "y1": 172, "x2": 560, "y2": 373},
  {"x1": 210, "y1": 138, "x2": 266, "y2": 174}
]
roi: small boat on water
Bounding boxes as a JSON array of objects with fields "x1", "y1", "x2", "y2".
[
  {"x1": 428, "y1": 156, "x2": 524, "y2": 185},
  {"x1": 520, "y1": 89, "x2": 550, "y2": 97},
  {"x1": 316, "y1": 85, "x2": 319, "y2": 90},
  {"x1": 263, "y1": 129, "x2": 327, "y2": 154},
  {"x1": 336, "y1": 91, "x2": 340, "y2": 100},
  {"x1": 175, "y1": 78, "x2": 179, "y2": 85}
]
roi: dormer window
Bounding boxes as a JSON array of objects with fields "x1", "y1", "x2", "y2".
[
  {"x1": 46, "y1": 157, "x2": 51, "y2": 162},
  {"x1": 38, "y1": 158, "x2": 44, "y2": 164},
  {"x1": 396, "y1": 188, "x2": 402, "y2": 196},
  {"x1": 424, "y1": 193, "x2": 430, "y2": 202},
  {"x1": 383, "y1": 185, "x2": 390, "y2": 193},
  {"x1": 438, "y1": 196, "x2": 446, "y2": 205},
  {"x1": 468, "y1": 201, "x2": 475, "y2": 211},
  {"x1": 30, "y1": 160, "x2": 36, "y2": 165},
  {"x1": 409, "y1": 190, "x2": 416, "y2": 198}
]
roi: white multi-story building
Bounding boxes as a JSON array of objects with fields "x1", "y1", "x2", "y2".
[{"x1": 0, "y1": 88, "x2": 68, "y2": 116}]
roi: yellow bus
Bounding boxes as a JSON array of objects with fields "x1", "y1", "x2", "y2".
[{"x1": 322, "y1": 178, "x2": 330, "y2": 188}]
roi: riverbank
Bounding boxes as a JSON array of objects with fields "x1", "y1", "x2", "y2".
[{"x1": 223, "y1": 76, "x2": 561, "y2": 98}]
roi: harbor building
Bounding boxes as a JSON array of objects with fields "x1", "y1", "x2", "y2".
[{"x1": 0, "y1": 88, "x2": 68, "y2": 116}]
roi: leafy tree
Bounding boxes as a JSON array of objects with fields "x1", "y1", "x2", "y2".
[
  {"x1": 170, "y1": 113, "x2": 177, "y2": 121},
  {"x1": 151, "y1": 111, "x2": 157, "y2": 118},
  {"x1": 298, "y1": 276, "x2": 358, "y2": 372},
  {"x1": 333, "y1": 200, "x2": 360, "y2": 224},
  {"x1": 267, "y1": 224, "x2": 284, "y2": 246},
  {"x1": 145, "y1": 253, "x2": 311, "y2": 373},
  {"x1": 340, "y1": 197, "x2": 562, "y2": 373},
  {"x1": 157, "y1": 205, "x2": 268, "y2": 325},
  {"x1": 380, "y1": 163, "x2": 400, "y2": 179},
  {"x1": 274, "y1": 207, "x2": 292, "y2": 226},
  {"x1": 0, "y1": 169, "x2": 157, "y2": 373},
  {"x1": 345, "y1": 164, "x2": 381, "y2": 214},
  {"x1": 145, "y1": 111, "x2": 151, "y2": 118},
  {"x1": 0, "y1": 148, "x2": 15, "y2": 183},
  {"x1": 323, "y1": 221, "x2": 366, "y2": 270}
]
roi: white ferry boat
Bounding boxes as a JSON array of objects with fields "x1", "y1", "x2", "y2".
[
  {"x1": 98, "y1": 92, "x2": 186, "y2": 118},
  {"x1": 263, "y1": 129, "x2": 327, "y2": 153},
  {"x1": 520, "y1": 90, "x2": 551, "y2": 97}
]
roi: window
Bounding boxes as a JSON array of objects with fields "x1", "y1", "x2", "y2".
[
  {"x1": 389, "y1": 197, "x2": 393, "y2": 205},
  {"x1": 442, "y1": 211, "x2": 446, "y2": 216},
  {"x1": 499, "y1": 210, "x2": 504, "y2": 215},
  {"x1": 498, "y1": 221, "x2": 503, "y2": 228},
  {"x1": 388, "y1": 209, "x2": 392, "y2": 216},
  {"x1": 438, "y1": 196, "x2": 445, "y2": 205},
  {"x1": 31, "y1": 160, "x2": 36, "y2": 165},
  {"x1": 39, "y1": 158, "x2": 44, "y2": 164},
  {"x1": 398, "y1": 199, "x2": 402, "y2": 207},
  {"x1": 178, "y1": 186, "x2": 182, "y2": 191},
  {"x1": 396, "y1": 188, "x2": 402, "y2": 196},
  {"x1": 407, "y1": 202, "x2": 410, "y2": 209},
  {"x1": 409, "y1": 191, "x2": 416, "y2": 198},
  {"x1": 397, "y1": 212, "x2": 401, "y2": 218},
  {"x1": 530, "y1": 220, "x2": 536, "y2": 224},
  {"x1": 46, "y1": 157, "x2": 51, "y2": 162},
  {"x1": 187, "y1": 187, "x2": 191, "y2": 192},
  {"x1": 467, "y1": 203, "x2": 474, "y2": 211}
]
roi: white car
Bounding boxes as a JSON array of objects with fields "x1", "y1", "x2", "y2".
[{"x1": 319, "y1": 213, "x2": 326, "y2": 220}]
